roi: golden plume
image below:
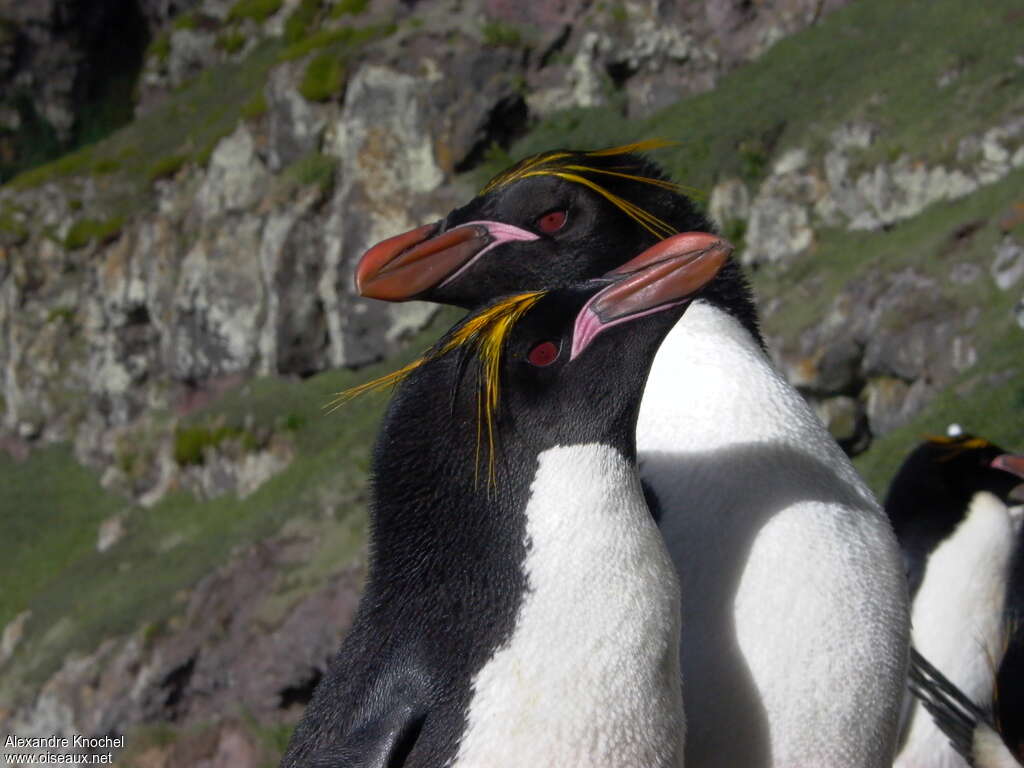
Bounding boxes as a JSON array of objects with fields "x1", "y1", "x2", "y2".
[
  {"x1": 923, "y1": 433, "x2": 992, "y2": 461},
  {"x1": 327, "y1": 291, "x2": 547, "y2": 485},
  {"x1": 480, "y1": 140, "x2": 699, "y2": 239}
]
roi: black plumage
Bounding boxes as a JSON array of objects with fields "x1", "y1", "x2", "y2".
[
  {"x1": 359, "y1": 144, "x2": 762, "y2": 344},
  {"x1": 884, "y1": 434, "x2": 1022, "y2": 599},
  {"x1": 283, "y1": 269, "x2": 705, "y2": 767}
]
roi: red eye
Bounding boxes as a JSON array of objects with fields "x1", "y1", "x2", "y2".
[
  {"x1": 527, "y1": 341, "x2": 560, "y2": 367},
  {"x1": 536, "y1": 210, "x2": 567, "y2": 234}
]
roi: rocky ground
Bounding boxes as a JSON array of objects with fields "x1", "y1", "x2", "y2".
[{"x1": 1, "y1": 0, "x2": 1023, "y2": 764}]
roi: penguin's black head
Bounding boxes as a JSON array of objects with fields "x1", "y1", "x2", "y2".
[
  {"x1": 902, "y1": 432, "x2": 1024, "y2": 507},
  {"x1": 493, "y1": 231, "x2": 731, "y2": 454},
  {"x1": 355, "y1": 143, "x2": 759, "y2": 340},
  {"x1": 349, "y1": 231, "x2": 731, "y2": 484},
  {"x1": 885, "y1": 429, "x2": 1024, "y2": 593}
]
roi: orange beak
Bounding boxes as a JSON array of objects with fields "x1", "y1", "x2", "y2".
[
  {"x1": 571, "y1": 232, "x2": 732, "y2": 359},
  {"x1": 355, "y1": 221, "x2": 539, "y2": 300}
]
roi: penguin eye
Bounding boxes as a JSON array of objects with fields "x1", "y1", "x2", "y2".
[
  {"x1": 536, "y1": 210, "x2": 567, "y2": 234},
  {"x1": 527, "y1": 340, "x2": 560, "y2": 367}
]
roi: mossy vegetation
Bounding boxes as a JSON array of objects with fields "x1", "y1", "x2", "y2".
[
  {"x1": 283, "y1": 413, "x2": 307, "y2": 431},
  {"x1": 481, "y1": 20, "x2": 522, "y2": 47},
  {"x1": 147, "y1": 32, "x2": 172, "y2": 63},
  {"x1": 251, "y1": 720, "x2": 296, "y2": 763},
  {"x1": 2, "y1": 10, "x2": 390, "y2": 208},
  {"x1": 173, "y1": 423, "x2": 259, "y2": 466},
  {"x1": 173, "y1": 11, "x2": 199, "y2": 30},
  {"x1": 0, "y1": 204, "x2": 29, "y2": 245},
  {"x1": 217, "y1": 29, "x2": 247, "y2": 54},
  {"x1": 227, "y1": 0, "x2": 284, "y2": 24},
  {"x1": 6, "y1": 145, "x2": 95, "y2": 190},
  {"x1": 282, "y1": 150, "x2": 337, "y2": 193},
  {"x1": 299, "y1": 52, "x2": 347, "y2": 101},
  {"x1": 146, "y1": 153, "x2": 189, "y2": 182},
  {"x1": 737, "y1": 137, "x2": 772, "y2": 184},
  {"x1": 92, "y1": 157, "x2": 121, "y2": 175},
  {"x1": 241, "y1": 91, "x2": 269, "y2": 120},
  {"x1": 330, "y1": 0, "x2": 369, "y2": 18},
  {"x1": 279, "y1": 21, "x2": 393, "y2": 61},
  {"x1": 64, "y1": 216, "x2": 125, "y2": 250},
  {"x1": 754, "y1": 168, "x2": 1024, "y2": 349},
  {"x1": 285, "y1": 0, "x2": 323, "y2": 42},
  {"x1": 45, "y1": 306, "x2": 76, "y2": 324},
  {"x1": 0, "y1": 16, "x2": 393, "y2": 220}
]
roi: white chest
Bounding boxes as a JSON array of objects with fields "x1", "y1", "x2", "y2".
[
  {"x1": 635, "y1": 302, "x2": 909, "y2": 767},
  {"x1": 897, "y1": 492, "x2": 1019, "y2": 768},
  {"x1": 452, "y1": 444, "x2": 684, "y2": 768}
]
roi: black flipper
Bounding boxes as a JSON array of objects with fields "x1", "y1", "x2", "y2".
[
  {"x1": 307, "y1": 704, "x2": 427, "y2": 768},
  {"x1": 908, "y1": 647, "x2": 1024, "y2": 767},
  {"x1": 909, "y1": 647, "x2": 988, "y2": 764},
  {"x1": 282, "y1": 656, "x2": 435, "y2": 768}
]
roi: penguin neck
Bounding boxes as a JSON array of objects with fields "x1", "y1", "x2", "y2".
[
  {"x1": 641, "y1": 301, "x2": 831, "y2": 449},
  {"x1": 887, "y1": 473, "x2": 973, "y2": 599},
  {"x1": 366, "y1": 361, "x2": 531, "y2": 598},
  {"x1": 635, "y1": 299, "x2": 876, "y2": 513}
]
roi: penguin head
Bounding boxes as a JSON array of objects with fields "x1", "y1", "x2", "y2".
[
  {"x1": 491, "y1": 231, "x2": 732, "y2": 453},
  {"x1": 886, "y1": 431, "x2": 1024, "y2": 587},
  {"x1": 355, "y1": 142, "x2": 717, "y2": 304},
  {"x1": 914, "y1": 433, "x2": 1024, "y2": 507},
  {"x1": 350, "y1": 231, "x2": 731, "y2": 484}
]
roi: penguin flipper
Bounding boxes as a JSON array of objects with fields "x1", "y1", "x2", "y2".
[
  {"x1": 908, "y1": 647, "x2": 1020, "y2": 767},
  {"x1": 308, "y1": 703, "x2": 427, "y2": 768}
]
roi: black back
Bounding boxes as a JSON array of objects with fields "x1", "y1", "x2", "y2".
[
  {"x1": 428, "y1": 148, "x2": 762, "y2": 344},
  {"x1": 282, "y1": 283, "x2": 691, "y2": 767}
]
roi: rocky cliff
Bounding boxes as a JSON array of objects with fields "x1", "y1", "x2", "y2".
[{"x1": 1, "y1": 0, "x2": 1022, "y2": 765}]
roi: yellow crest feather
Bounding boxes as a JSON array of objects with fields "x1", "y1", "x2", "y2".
[
  {"x1": 329, "y1": 292, "x2": 547, "y2": 485},
  {"x1": 923, "y1": 433, "x2": 991, "y2": 461},
  {"x1": 479, "y1": 140, "x2": 698, "y2": 238}
]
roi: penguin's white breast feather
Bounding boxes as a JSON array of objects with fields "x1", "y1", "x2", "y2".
[
  {"x1": 897, "y1": 491, "x2": 1018, "y2": 768},
  {"x1": 636, "y1": 302, "x2": 908, "y2": 767},
  {"x1": 453, "y1": 444, "x2": 684, "y2": 768}
]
